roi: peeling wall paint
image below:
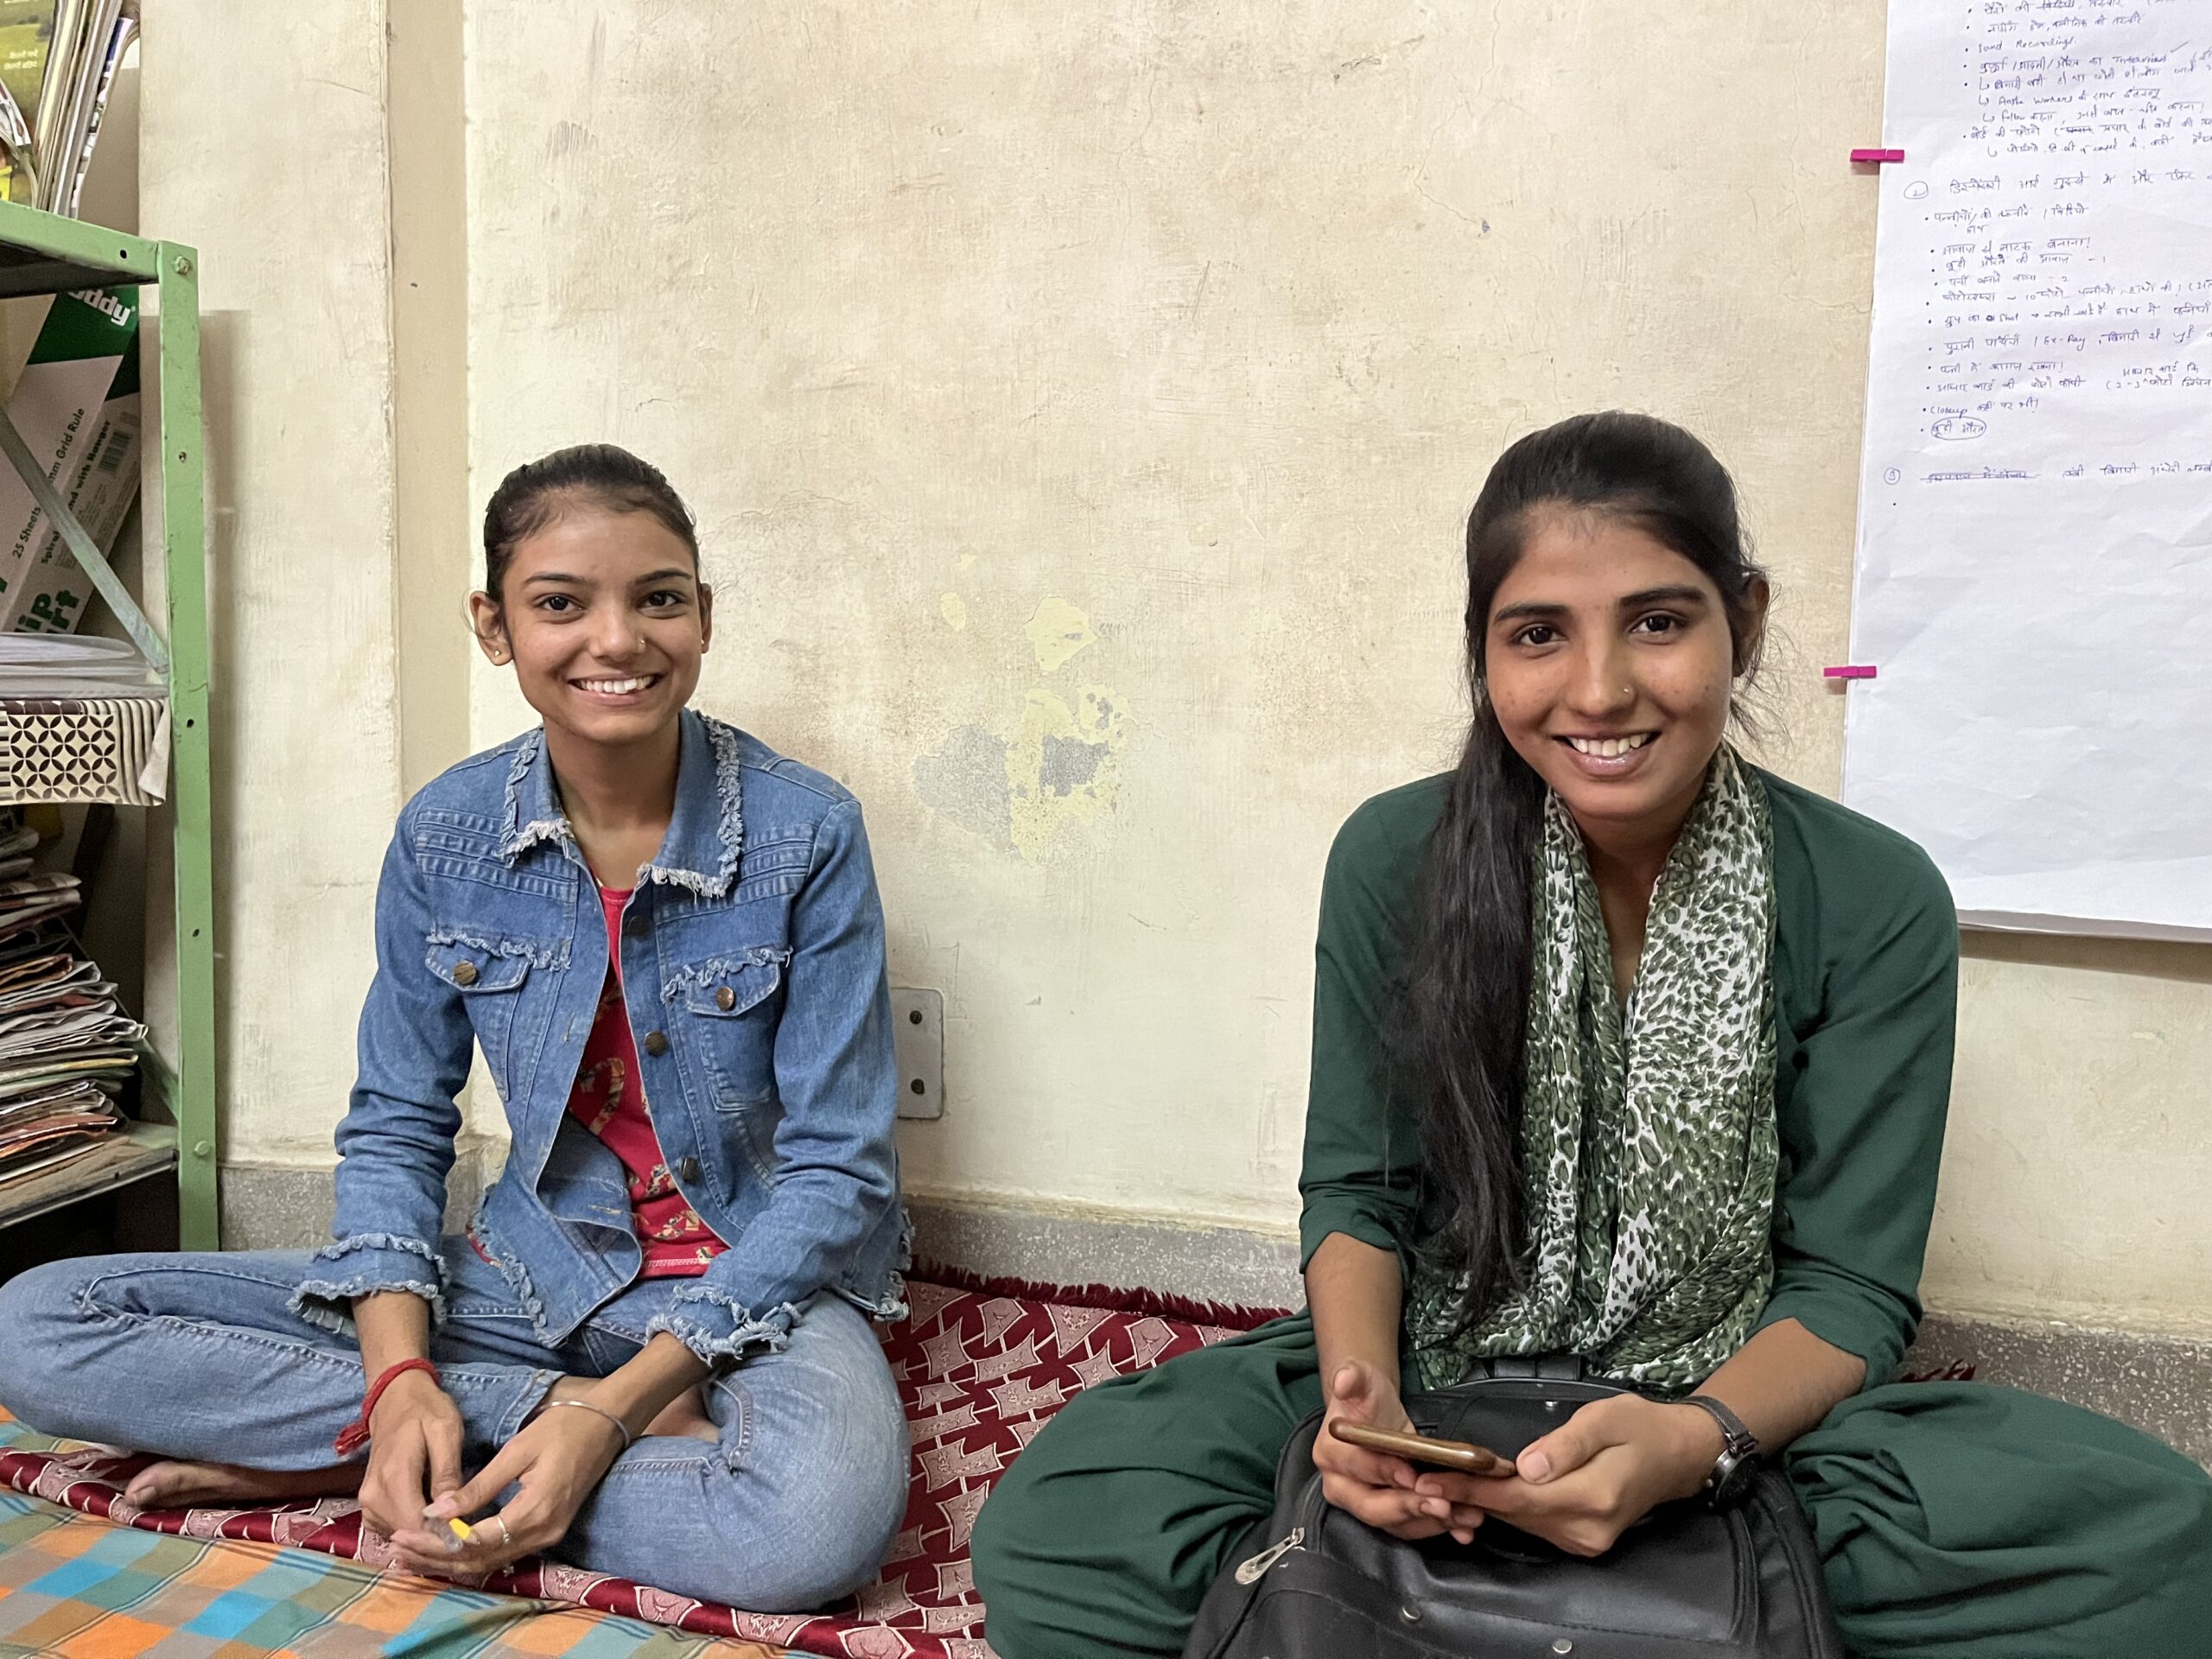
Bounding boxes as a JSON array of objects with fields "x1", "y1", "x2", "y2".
[
  {"x1": 1007, "y1": 686, "x2": 1128, "y2": 862},
  {"x1": 913, "y1": 723, "x2": 1013, "y2": 850},
  {"x1": 912, "y1": 592, "x2": 1128, "y2": 861},
  {"x1": 910, "y1": 677, "x2": 1129, "y2": 863},
  {"x1": 1024, "y1": 598, "x2": 1096, "y2": 673}
]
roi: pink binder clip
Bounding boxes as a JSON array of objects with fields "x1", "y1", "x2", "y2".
[
  {"x1": 1850, "y1": 148, "x2": 1905, "y2": 165},
  {"x1": 1823, "y1": 665, "x2": 1878, "y2": 680}
]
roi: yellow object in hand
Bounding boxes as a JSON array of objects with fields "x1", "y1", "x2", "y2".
[{"x1": 447, "y1": 1517, "x2": 475, "y2": 1544}]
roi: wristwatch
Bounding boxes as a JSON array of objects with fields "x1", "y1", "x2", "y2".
[{"x1": 1681, "y1": 1395, "x2": 1761, "y2": 1510}]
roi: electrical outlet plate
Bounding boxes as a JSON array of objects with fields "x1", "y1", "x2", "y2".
[{"x1": 892, "y1": 987, "x2": 944, "y2": 1120}]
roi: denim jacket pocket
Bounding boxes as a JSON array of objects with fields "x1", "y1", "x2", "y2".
[
  {"x1": 425, "y1": 946, "x2": 531, "y2": 995},
  {"x1": 668, "y1": 947, "x2": 789, "y2": 1109},
  {"x1": 425, "y1": 934, "x2": 537, "y2": 1079}
]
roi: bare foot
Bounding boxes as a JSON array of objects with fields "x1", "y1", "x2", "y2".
[{"x1": 122, "y1": 1459, "x2": 362, "y2": 1511}]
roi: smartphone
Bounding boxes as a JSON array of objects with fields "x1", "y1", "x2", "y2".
[{"x1": 1328, "y1": 1420, "x2": 1515, "y2": 1476}]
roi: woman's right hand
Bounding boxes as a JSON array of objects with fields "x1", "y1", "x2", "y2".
[
  {"x1": 355, "y1": 1369, "x2": 465, "y2": 1542},
  {"x1": 1313, "y1": 1359, "x2": 1479, "y2": 1543}
]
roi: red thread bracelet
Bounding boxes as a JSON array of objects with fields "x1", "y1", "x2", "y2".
[{"x1": 334, "y1": 1357, "x2": 441, "y2": 1456}]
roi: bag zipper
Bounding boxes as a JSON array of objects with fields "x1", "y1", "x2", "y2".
[{"x1": 1233, "y1": 1526, "x2": 1305, "y2": 1584}]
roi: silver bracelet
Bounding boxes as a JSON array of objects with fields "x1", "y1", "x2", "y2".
[{"x1": 542, "y1": 1397, "x2": 635, "y2": 1450}]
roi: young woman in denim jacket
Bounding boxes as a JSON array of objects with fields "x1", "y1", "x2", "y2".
[{"x1": 0, "y1": 446, "x2": 911, "y2": 1610}]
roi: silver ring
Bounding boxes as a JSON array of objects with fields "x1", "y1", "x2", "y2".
[{"x1": 493, "y1": 1516, "x2": 512, "y2": 1548}]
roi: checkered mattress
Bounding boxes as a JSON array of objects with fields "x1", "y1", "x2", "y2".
[{"x1": 0, "y1": 1488, "x2": 784, "y2": 1656}]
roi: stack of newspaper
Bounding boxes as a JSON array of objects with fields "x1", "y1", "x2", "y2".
[
  {"x1": 0, "y1": 815, "x2": 140, "y2": 1188},
  {"x1": 0, "y1": 0, "x2": 137, "y2": 217}
]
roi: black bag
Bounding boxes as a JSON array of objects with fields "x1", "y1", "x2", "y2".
[{"x1": 1184, "y1": 1358, "x2": 1846, "y2": 1659}]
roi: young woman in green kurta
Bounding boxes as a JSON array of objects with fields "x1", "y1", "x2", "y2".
[{"x1": 970, "y1": 413, "x2": 2212, "y2": 1659}]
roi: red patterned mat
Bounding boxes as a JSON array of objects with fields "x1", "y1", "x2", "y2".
[{"x1": 0, "y1": 1273, "x2": 1285, "y2": 1658}]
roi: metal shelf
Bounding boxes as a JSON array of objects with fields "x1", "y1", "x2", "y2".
[
  {"x1": 0, "y1": 208, "x2": 162, "y2": 297},
  {"x1": 0, "y1": 197, "x2": 215, "y2": 1248},
  {"x1": 0, "y1": 1120, "x2": 177, "y2": 1231}
]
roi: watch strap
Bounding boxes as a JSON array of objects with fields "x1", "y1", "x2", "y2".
[
  {"x1": 1682, "y1": 1393, "x2": 1758, "y2": 1459},
  {"x1": 1682, "y1": 1394, "x2": 1760, "y2": 1509}
]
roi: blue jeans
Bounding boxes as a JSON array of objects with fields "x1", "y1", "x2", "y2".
[{"x1": 0, "y1": 1240, "x2": 909, "y2": 1611}]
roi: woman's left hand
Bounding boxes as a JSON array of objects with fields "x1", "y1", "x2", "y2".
[
  {"x1": 1407, "y1": 1394, "x2": 1724, "y2": 1557},
  {"x1": 385, "y1": 1395, "x2": 629, "y2": 1579}
]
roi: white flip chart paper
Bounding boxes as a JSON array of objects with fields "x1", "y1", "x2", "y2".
[{"x1": 1844, "y1": 0, "x2": 2212, "y2": 941}]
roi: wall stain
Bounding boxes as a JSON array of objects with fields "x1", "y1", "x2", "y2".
[
  {"x1": 1007, "y1": 685, "x2": 1128, "y2": 861},
  {"x1": 914, "y1": 595, "x2": 1127, "y2": 861},
  {"x1": 1026, "y1": 596, "x2": 1096, "y2": 672},
  {"x1": 913, "y1": 723, "x2": 1012, "y2": 849},
  {"x1": 1040, "y1": 734, "x2": 1105, "y2": 794}
]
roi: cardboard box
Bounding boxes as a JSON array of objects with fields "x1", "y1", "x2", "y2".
[{"x1": 0, "y1": 285, "x2": 140, "y2": 635}]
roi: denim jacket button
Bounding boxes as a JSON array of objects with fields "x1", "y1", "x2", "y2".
[
  {"x1": 675, "y1": 1155, "x2": 700, "y2": 1182},
  {"x1": 625, "y1": 913, "x2": 648, "y2": 938},
  {"x1": 452, "y1": 960, "x2": 479, "y2": 987},
  {"x1": 644, "y1": 1030, "x2": 670, "y2": 1057},
  {"x1": 715, "y1": 985, "x2": 736, "y2": 1011}
]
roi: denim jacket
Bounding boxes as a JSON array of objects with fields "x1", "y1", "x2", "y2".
[{"x1": 295, "y1": 710, "x2": 908, "y2": 1362}]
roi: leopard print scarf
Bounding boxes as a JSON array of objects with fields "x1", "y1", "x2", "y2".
[{"x1": 1405, "y1": 747, "x2": 1779, "y2": 1393}]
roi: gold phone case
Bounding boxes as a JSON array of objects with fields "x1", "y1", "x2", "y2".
[{"x1": 1329, "y1": 1420, "x2": 1513, "y2": 1475}]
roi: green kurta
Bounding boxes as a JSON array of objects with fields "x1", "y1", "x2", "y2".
[
  {"x1": 971, "y1": 769, "x2": 2212, "y2": 1659},
  {"x1": 1303, "y1": 766, "x2": 1955, "y2": 1390}
]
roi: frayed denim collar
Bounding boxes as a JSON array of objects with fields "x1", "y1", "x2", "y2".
[
  {"x1": 497, "y1": 710, "x2": 746, "y2": 895},
  {"x1": 499, "y1": 733, "x2": 574, "y2": 861}
]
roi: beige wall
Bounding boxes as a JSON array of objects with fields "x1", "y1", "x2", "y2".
[
  {"x1": 162, "y1": 2, "x2": 2209, "y2": 1333},
  {"x1": 1942, "y1": 936, "x2": 2209, "y2": 1333},
  {"x1": 139, "y1": 2, "x2": 404, "y2": 1168}
]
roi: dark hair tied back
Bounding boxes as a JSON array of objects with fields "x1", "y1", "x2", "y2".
[
  {"x1": 1392, "y1": 411, "x2": 1769, "y2": 1333},
  {"x1": 480, "y1": 443, "x2": 699, "y2": 606}
]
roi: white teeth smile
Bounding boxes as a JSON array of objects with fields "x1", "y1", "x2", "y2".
[
  {"x1": 576, "y1": 676, "x2": 655, "y2": 695},
  {"x1": 1566, "y1": 734, "x2": 1653, "y2": 759}
]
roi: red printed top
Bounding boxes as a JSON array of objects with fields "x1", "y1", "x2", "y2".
[{"x1": 569, "y1": 885, "x2": 729, "y2": 1278}]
